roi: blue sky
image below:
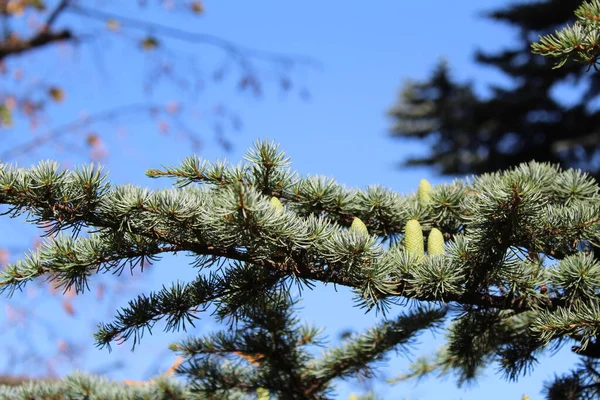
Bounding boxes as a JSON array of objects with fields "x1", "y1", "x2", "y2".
[{"x1": 0, "y1": 1, "x2": 580, "y2": 399}]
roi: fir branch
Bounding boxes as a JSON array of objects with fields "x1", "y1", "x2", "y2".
[
  {"x1": 0, "y1": 232, "x2": 174, "y2": 295},
  {"x1": 173, "y1": 293, "x2": 324, "y2": 399},
  {"x1": 533, "y1": 302, "x2": 600, "y2": 349},
  {"x1": 305, "y1": 307, "x2": 446, "y2": 386},
  {"x1": 4, "y1": 145, "x2": 600, "y2": 318},
  {"x1": 532, "y1": 0, "x2": 600, "y2": 70},
  {"x1": 0, "y1": 372, "x2": 189, "y2": 400},
  {"x1": 95, "y1": 276, "x2": 223, "y2": 350}
]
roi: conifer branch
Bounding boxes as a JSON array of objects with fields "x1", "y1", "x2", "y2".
[
  {"x1": 532, "y1": 0, "x2": 600, "y2": 70},
  {"x1": 3, "y1": 140, "x2": 600, "y2": 397},
  {"x1": 306, "y1": 307, "x2": 446, "y2": 385}
]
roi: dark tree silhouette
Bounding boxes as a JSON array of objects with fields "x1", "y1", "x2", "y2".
[{"x1": 389, "y1": 0, "x2": 600, "y2": 179}]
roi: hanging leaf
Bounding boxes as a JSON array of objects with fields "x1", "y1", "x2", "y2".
[
  {"x1": 106, "y1": 19, "x2": 120, "y2": 31},
  {"x1": 62, "y1": 299, "x2": 75, "y2": 316},
  {"x1": 30, "y1": 0, "x2": 46, "y2": 11},
  {"x1": 140, "y1": 36, "x2": 159, "y2": 51},
  {"x1": 48, "y1": 86, "x2": 65, "y2": 102},
  {"x1": 190, "y1": 1, "x2": 204, "y2": 14},
  {"x1": 86, "y1": 132, "x2": 100, "y2": 146},
  {"x1": 13, "y1": 68, "x2": 23, "y2": 81},
  {"x1": 0, "y1": 248, "x2": 8, "y2": 265},
  {"x1": 158, "y1": 120, "x2": 169, "y2": 134},
  {"x1": 0, "y1": 105, "x2": 12, "y2": 127},
  {"x1": 57, "y1": 339, "x2": 69, "y2": 352},
  {"x1": 6, "y1": 1, "x2": 26, "y2": 15},
  {"x1": 96, "y1": 283, "x2": 105, "y2": 300},
  {"x1": 165, "y1": 101, "x2": 180, "y2": 114}
]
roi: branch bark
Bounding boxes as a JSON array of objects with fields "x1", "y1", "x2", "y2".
[{"x1": 0, "y1": 29, "x2": 73, "y2": 60}]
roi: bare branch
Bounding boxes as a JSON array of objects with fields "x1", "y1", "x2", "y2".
[
  {"x1": 45, "y1": 0, "x2": 71, "y2": 28},
  {"x1": 0, "y1": 103, "x2": 166, "y2": 160},
  {"x1": 0, "y1": 29, "x2": 73, "y2": 60},
  {"x1": 67, "y1": 4, "x2": 319, "y2": 67}
]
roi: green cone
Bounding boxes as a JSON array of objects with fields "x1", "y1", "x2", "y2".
[
  {"x1": 427, "y1": 228, "x2": 445, "y2": 255},
  {"x1": 257, "y1": 388, "x2": 270, "y2": 400},
  {"x1": 350, "y1": 217, "x2": 368, "y2": 235},
  {"x1": 418, "y1": 179, "x2": 433, "y2": 206},
  {"x1": 269, "y1": 196, "x2": 283, "y2": 210},
  {"x1": 405, "y1": 219, "x2": 424, "y2": 258}
]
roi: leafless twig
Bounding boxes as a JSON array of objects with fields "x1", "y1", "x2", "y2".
[
  {"x1": 45, "y1": 0, "x2": 71, "y2": 29},
  {"x1": 0, "y1": 103, "x2": 165, "y2": 160},
  {"x1": 68, "y1": 4, "x2": 319, "y2": 68}
]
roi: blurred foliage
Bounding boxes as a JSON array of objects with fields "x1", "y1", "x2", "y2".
[{"x1": 389, "y1": 0, "x2": 600, "y2": 181}]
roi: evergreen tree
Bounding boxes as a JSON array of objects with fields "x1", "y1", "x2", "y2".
[
  {"x1": 2, "y1": 138, "x2": 600, "y2": 398},
  {"x1": 388, "y1": 0, "x2": 600, "y2": 179}
]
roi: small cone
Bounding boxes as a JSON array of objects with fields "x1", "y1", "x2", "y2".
[
  {"x1": 269, "y1": 197, "x2": 283, "y2": 210},
  {"x1": 427, "y1": 228, "x2": 445, "y2": 255},
  {"x1": 257, "y1": 388, "x2": 270, "y2": 400},
  {"x1": 405, "y1": 219, "x2": 424, "y2": 258},
  {"x1": 418, "y1": 179, "x2": 433, "y2": 206},
  {"x1": 350, "y1": 217, "x2": 368, "y2": 235}
]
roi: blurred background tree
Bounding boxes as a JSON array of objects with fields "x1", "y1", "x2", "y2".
[
  {"x1": 1, "y1": 0, "x2": 315, "y2": 159},
  {"x1": 388, "y1": 0, "x2": 600, "y2": 180},
  {"x1": 0, "y1": 0, "x2": 314, "y2": 381}
]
